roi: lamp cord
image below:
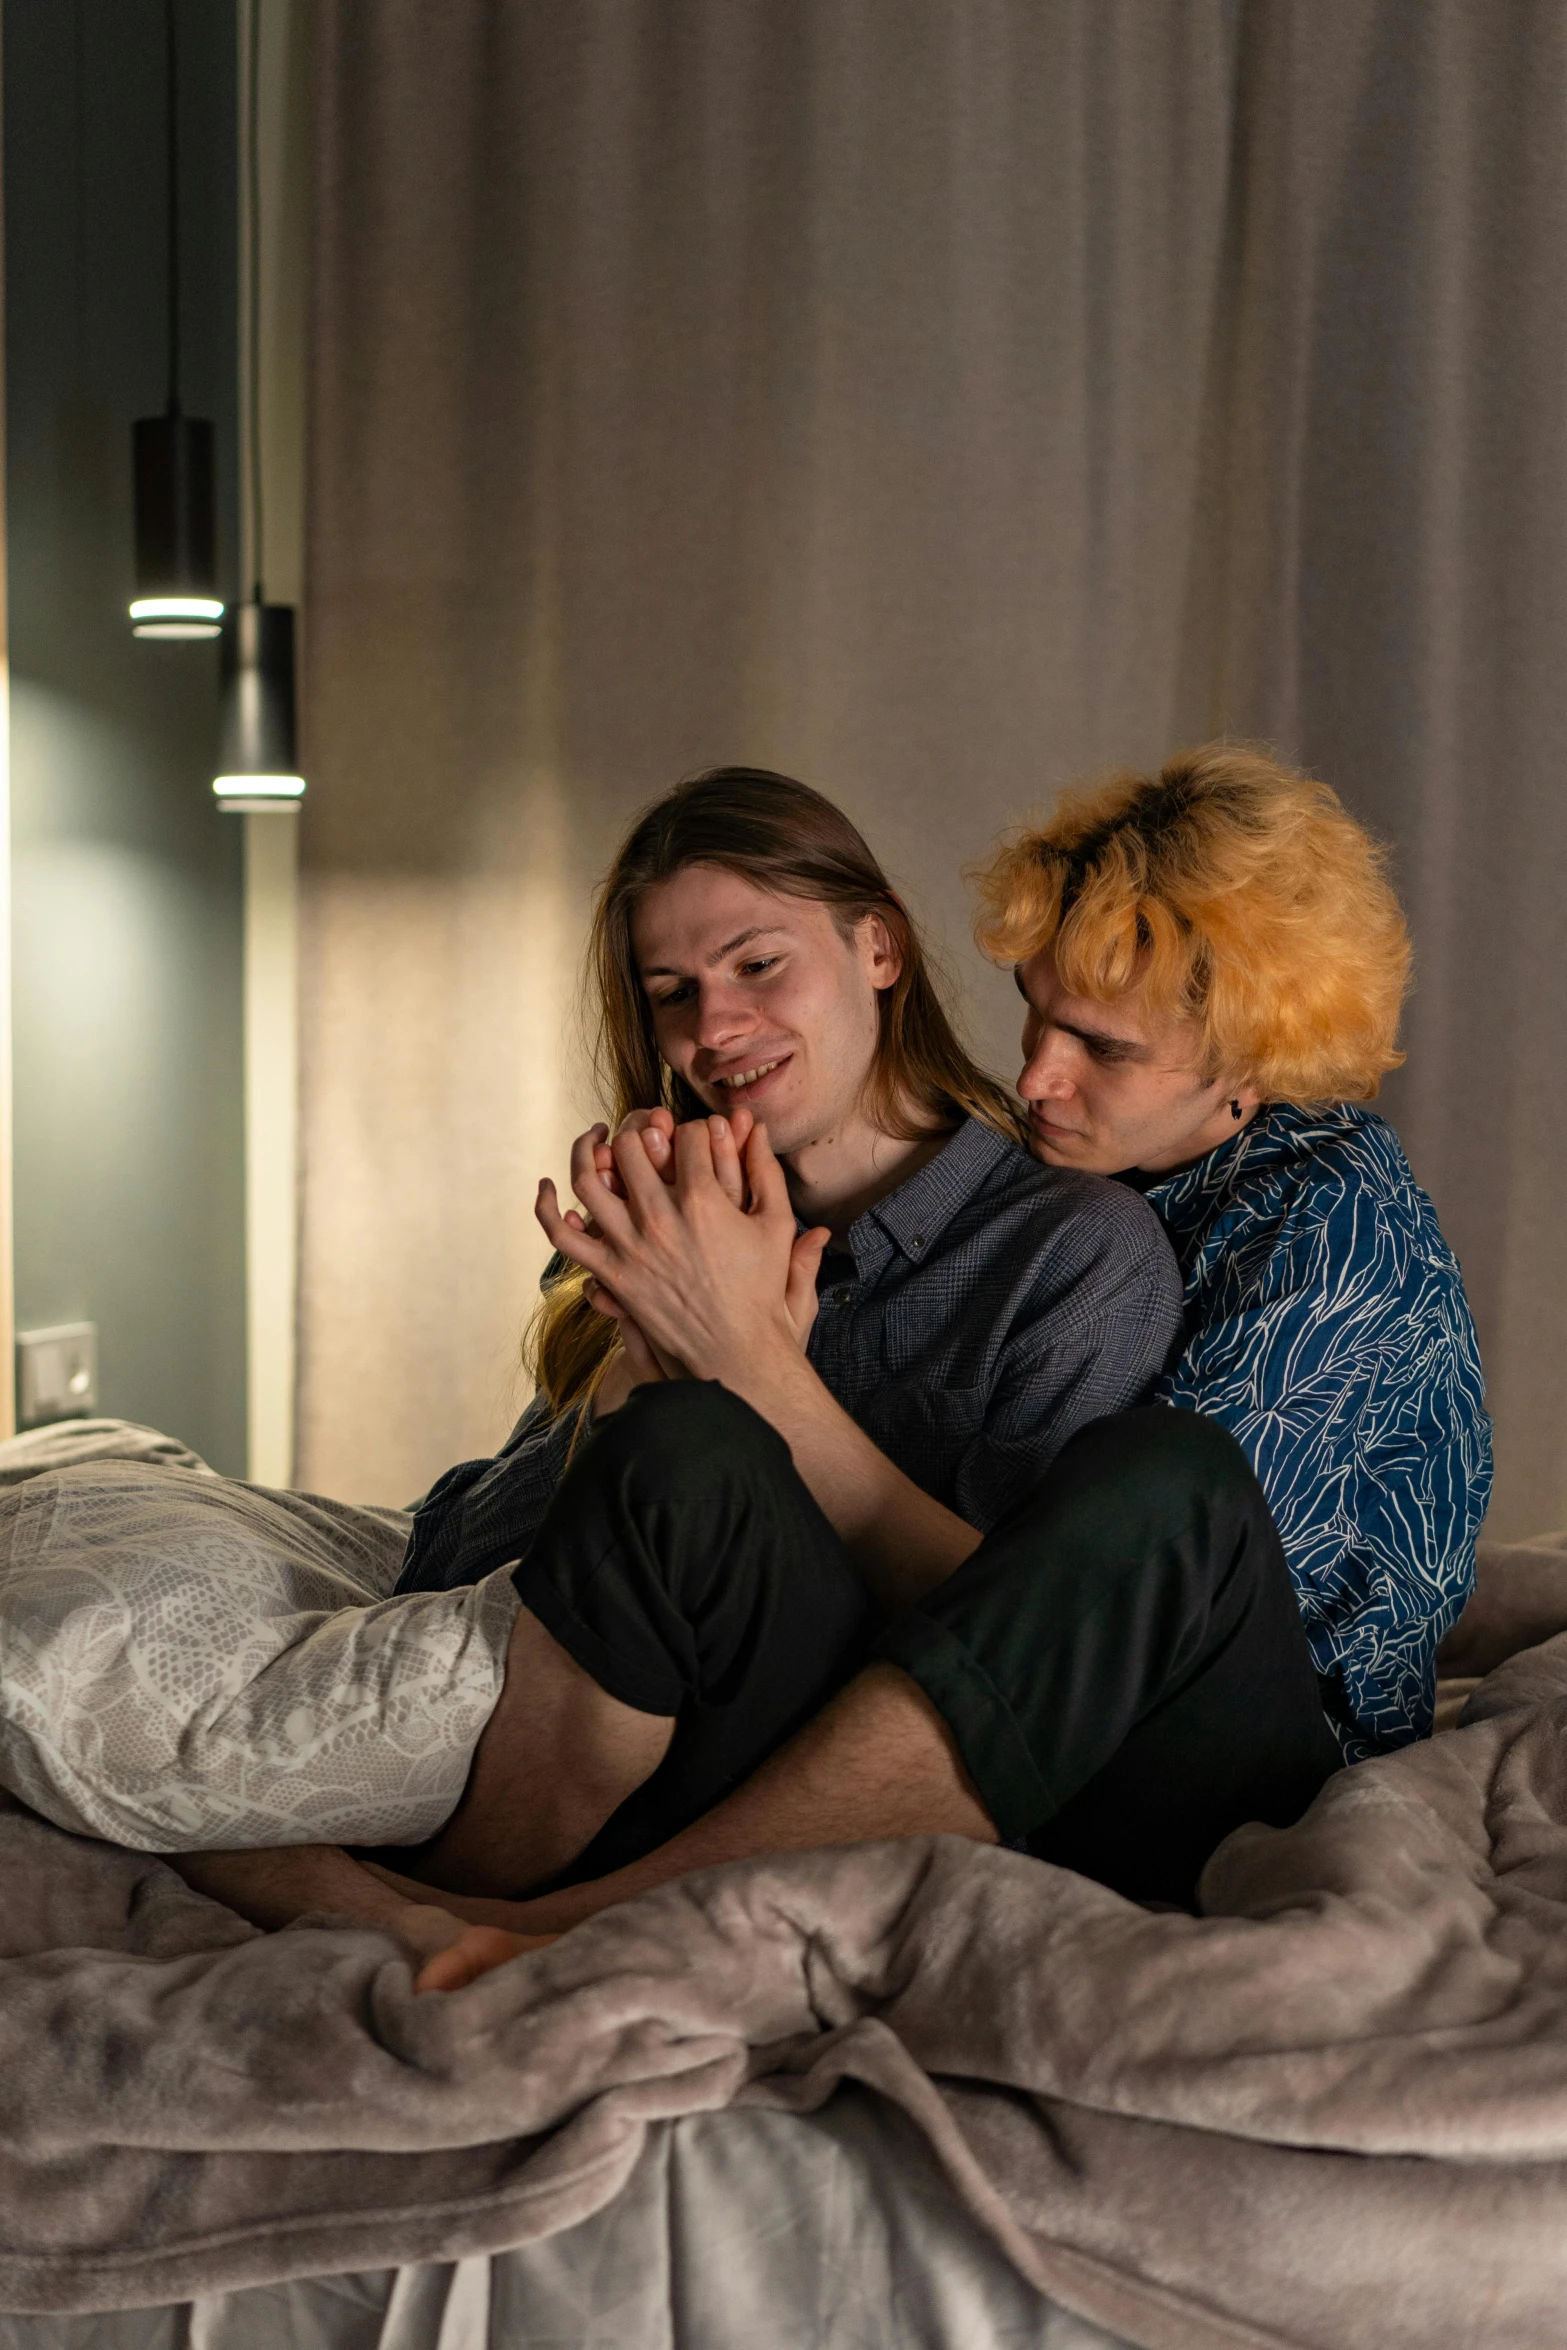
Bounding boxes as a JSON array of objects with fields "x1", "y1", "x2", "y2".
[
  {"x1": 247, "y1": 0, "x2": 265, "y2": 603},
  {"x1": 165, "y1": 0, "x2": 180, "y2": 409}
]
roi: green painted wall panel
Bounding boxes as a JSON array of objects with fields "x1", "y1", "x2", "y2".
[{"x1": 6, "y1": 0, "x2": 245, "y2": 1470}]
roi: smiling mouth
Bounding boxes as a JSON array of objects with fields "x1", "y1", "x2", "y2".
[{"x1": 713, "y1": 1056, "x2": 788, "y2": 1094}]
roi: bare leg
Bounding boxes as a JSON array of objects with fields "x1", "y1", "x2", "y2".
[
  {"x1": 417, "y1": 1664, "x2": 996, "y2": 1991},
  {"x1": 408, "y1": 1603, "x2": 674, "y2": 1896},
  {"x1": 166, "y1": 1603, "x2": 674, "y2": 1955},
  {"x1": 166, "y1": 1844, "x2": 555, "y2": 1966}
]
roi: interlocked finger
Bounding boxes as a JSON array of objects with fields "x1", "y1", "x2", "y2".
[
  {"x1": 598, "y1": 1107, "x2": 677, "y2": 1195},
  {"x1": 707, "y1": 1114, "x2": 747, "y2": 1208},
  {"x1": 569, "y1": 1127, "x2": 621, "y2": 1224},
  {"x1": 610, "y1": 1124, "x2": 685, "y2": 1220},
  {"x1": 743, "y1": 1120, "x2": 797, "y2": 1226},
  {"x1": 537, "y1": 1178, "x2": 619, "y2": 1278},
  {"x1": 672, "y1": 1115, "x2": 724, "y2": 1203}
]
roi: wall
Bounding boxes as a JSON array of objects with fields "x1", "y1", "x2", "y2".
[{"x1": 5, "y1": 0, "x2": 245, "y2": 1470}]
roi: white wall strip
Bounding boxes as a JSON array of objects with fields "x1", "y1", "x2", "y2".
[
  {"x1": 240, "y1": 0, "x2": 308, "y2": 1480},
  {"x1": 244, "y1": 807, "x2": 298, "y2": 1485}
]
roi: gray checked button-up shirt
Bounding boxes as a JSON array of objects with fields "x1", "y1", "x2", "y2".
[{"x1": 395, "y1": 1117, "x2": 1183, "y2": 1594}]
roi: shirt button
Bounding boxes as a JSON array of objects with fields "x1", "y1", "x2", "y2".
[
  {"x1": 910, "y1": 1234, "x2": 925, "y2": 1251},
  {"x1": 831, "y1": 1286, "x2": 853, "y2": 1305}
]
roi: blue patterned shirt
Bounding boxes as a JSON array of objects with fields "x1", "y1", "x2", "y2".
[{"x1": 1136, "y1": 1103, "x2": 1492, "y2": 1761}]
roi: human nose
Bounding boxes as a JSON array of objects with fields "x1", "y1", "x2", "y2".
[
  {"x1": 1018, "y1": 1025, "x2": 1076, "y2": 1102},
  {"x1": 691, "y1": 979, "x2": 758, "y2": 1054}
]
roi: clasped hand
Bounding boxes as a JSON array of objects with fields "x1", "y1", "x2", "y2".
[{"x1": 535, "y1": 1105, "x2": 831, "y2": 1392}]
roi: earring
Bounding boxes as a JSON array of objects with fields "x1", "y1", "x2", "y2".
[{"x1": 1230, "y1": 1099, "x2": 1243, "y2": 1121}]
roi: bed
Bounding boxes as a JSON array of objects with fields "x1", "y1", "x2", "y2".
[{"x1": 2, "y1": 1424, "x2": 1565, "y2": 2350}]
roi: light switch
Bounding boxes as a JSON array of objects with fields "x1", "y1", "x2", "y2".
[{"x1": 16, "y1": 1323, "x2": 99, "y2": 1428}]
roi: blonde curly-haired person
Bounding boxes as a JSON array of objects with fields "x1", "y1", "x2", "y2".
[{"x1": 977, "y1": 742, "x2": 1491, "y2": 1769}]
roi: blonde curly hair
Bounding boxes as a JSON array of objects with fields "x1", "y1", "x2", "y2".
[{"x1": 971, "y1": 744, "x2": 1410, "y2": 1103}]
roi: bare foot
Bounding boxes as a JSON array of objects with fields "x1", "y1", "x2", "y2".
[
  {"x1": 387, "y1": 1899, "x2": 484, "y2": 1964},
  {"x1": 414, "y1": 1923, "x2": 559, "y2": 1993}
]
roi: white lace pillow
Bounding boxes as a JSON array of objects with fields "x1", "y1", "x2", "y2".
[{"x1": 0, "y1": 1451, "x2": 518, "y2": 1851}]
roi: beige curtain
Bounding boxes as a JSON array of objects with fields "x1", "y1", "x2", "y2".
[
  {"x1": 1207, "y1": 3, "x2": 1567, "y2": 1541},
  {"x1": 300, "y1": 0, "x2": 1567, "y2": 1540}
]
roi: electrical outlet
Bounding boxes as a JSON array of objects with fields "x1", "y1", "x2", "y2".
[{"x1": 17, "y1": 1323, "x2": 98, "y2": 1427}]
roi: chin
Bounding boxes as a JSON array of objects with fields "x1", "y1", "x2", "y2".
[
  {"x1": 1027, "y1": 1128, "x2": 1082, "y2": 1165},
  {"x1": 752, "y1": 1112, "x2": 810, "y2": 1158},
  {"x1": 1031, "y1": 1133, "x2": 1116, "y2": 1176}
]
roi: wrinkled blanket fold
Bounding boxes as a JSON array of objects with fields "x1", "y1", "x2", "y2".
[{"x1": 4, "y1": 1618, "x2": 1567, "y2": 2348}]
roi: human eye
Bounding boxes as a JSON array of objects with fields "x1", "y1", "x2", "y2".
[
  {"x1": 649, "y1": 980, "x2": 696, "y2": 1009},
  {"x1": 739, "y1": 954, "x2": 782, "y2": 979}
]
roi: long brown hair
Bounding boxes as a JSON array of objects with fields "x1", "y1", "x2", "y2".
[{"x1": 531, "y1": 766, "x2": 1022, "y2": 1416}]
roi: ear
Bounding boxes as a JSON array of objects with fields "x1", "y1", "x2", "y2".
[{"x1": 857, "y1": 911, "x2": 905, "y2": 995}]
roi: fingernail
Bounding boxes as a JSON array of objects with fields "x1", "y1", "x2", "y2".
[{"x1": 712, "y1": 1116, "x2": 728, "y2": 1136}]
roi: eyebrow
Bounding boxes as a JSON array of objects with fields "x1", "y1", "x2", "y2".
[
  {"x1": 1013, "y1": 964, "x2": 1153, "y2": 1059},
  {"x1": 640, "y1": 924, "x2": 790, "y2": 981}
]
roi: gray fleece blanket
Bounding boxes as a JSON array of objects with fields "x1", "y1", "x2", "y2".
[{"x1": 4, "y1": 1602, "x2": 1567, "y2": 2349}]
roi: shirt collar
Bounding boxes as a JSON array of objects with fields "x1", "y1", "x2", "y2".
[
  {"x1": 842, "y1": 1117, "x2": 1013, "y2": 1273},
  {"x1": 1136, "y1": 1101, "x2": 1305, "y2": 1216}
]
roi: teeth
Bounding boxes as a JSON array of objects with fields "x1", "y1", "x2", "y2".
[{"x1": 717, "y1": 1060, "x2": 779, "y2": 1089}]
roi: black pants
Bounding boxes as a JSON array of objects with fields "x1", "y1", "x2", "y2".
[{"x1": 512, "y1": 1383, "x2": 1344, "y2": 1906}]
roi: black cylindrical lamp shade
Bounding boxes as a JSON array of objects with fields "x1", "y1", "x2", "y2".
[
  {"x1": 214, "y1": 602, "x2": 305, "y2": 809},
  {"x1": 130, "y1": 410, "x2": 224, "y2": 637}
]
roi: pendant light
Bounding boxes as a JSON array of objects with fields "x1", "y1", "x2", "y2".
[
  {"x1": 131, "y1": 0, "x2": 224, "y2": 640},
  {"x1": 214, "y1": 0, "x2": 305, "y2": 811},
  {"x1": 215, "y1": 603, "x2": 301, "y2": 808}
]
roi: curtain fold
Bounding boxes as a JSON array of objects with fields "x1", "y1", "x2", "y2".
[{"x1": 302, "y1": 0, "x2": 1565, "y2": 1537}]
